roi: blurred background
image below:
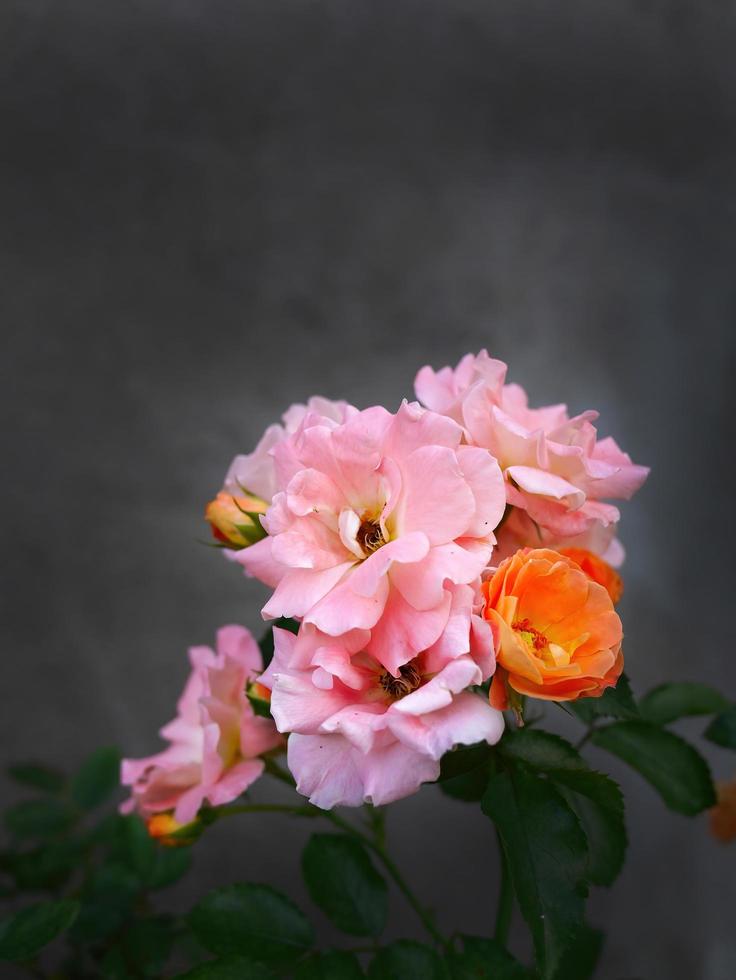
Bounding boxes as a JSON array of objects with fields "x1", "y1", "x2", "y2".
[{"x1": 2, "y1": 1, "x2": 735, "y2": 977}]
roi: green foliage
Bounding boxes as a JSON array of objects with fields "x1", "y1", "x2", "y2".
[
  {"x1": 189, "y1": 883, "x2": 313, "y2": 964},
  {"x1": 0, "y1": 899, "x2": 78, "y2": 962},
  {"x1": 447, "y1": 936, "x2": 529, "y2": 979},
  {"x1": 4, "y1": 798, "x2": 76, "y2": 841},
  {"x1": 71, "y1": 746, "x2": 121, "y2": 810},
  {"x1": 482, "y1": 767, "x2": 588, "y2": 979},
  {"x1": 439, "y1": 744, "x2": 494, "y2": 801},
  {"x1": 639, "y1": 683, "x2": 729, "y2": 725},
  {"x1": 295, "y1": 949, "x2": 365, "y2": 979},
  {"x1": 591, "y1": 721, "x2": 716, "y2": 815},
  {"x1": 549, "y1": 923, "x2": 604, "y2": 980},
  {"x1": 7, "y1": 764, "x2": 66, "y2": 795},
  {"x1": 705, "y1": 705, "x2": 736, "y2": 748},
  {"x1": 500, "y1": 730, "x2": 627, "y2": 887},
  {"x1": 568, "y1": 673, "x2": 638, "y2": 724},
  {"x1": 173, "y1": 956, "x2": 275, "y2": 979},
  {"x1": 368, "y1": 940, "x2": 448, "y2": 979},
  {"x1": 302, "y1": 834, "x2": 387, "y2": 937}
]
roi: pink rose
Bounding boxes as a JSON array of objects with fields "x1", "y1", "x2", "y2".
[
  {"x1": 238, "y1": 401, "x2": 506, "y2": 674},
  {"x1": 415, "y1": 350, "x2": 648, "y2": 556},
  {"x1": 222, "y1": 396, "x2": 357, "y2": 505},
  {"x1": 262, "y1": 585, "x2": 504, "y2": 808},
  {"x1": 121, "y1": 625, "x2": 282, "y2": 824}
]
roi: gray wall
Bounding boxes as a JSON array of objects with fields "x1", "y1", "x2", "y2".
[{"x1": 2, "y1": 2, "x2": 735, "y2": 977}]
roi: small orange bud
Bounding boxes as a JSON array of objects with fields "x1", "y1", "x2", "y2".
[
  {"x1": 205, "y1": 491, "x2": 268, "y2": 549},
  {"x1": 709, "y1": 778, "x2": 736, "y2": 843},
  {"x1": 146, "y1": 812, "x2": 200, "y2": 847},
  {"x1": 558, "y1": 547, "x2": 624, "y2": 604},
  {"x1": 248, "y1": 681, "x2": 272, "y2": 703}
]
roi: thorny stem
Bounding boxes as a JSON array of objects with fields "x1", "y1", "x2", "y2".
[
  {"x1": 324, "y1": 809, "x2": 447, "y2": 950},
  {"x1": 493, "y1": 829, "x2": 513, "y2": 946},
  {"x1": 216, "y1": 756, "x2": 449, "y2": 949},
  {"x1": 210, "y1": 803, "x2": 318, "y2": 820},
  {"x1": 575, "y1": 725, "x2": 598, "y2": 751}
]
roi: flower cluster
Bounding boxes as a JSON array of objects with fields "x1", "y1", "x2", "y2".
[{"x1": 123, "y1": 350, "x2": 647, "y2": 821}]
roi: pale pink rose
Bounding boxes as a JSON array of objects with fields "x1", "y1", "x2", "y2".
[
  {"x1": 121, "y1": 626, "x2": 282, "y2": 824},
  {"x1": 415, "y1": 351, "x2": 648, "y2": 553},
  {"x1": 223, "y1": 397, "x2": 357, "y2": 505},
  {"x1": 238, "y1": 401, "x2": 507, "y2": 674},
  {"x1": 261, "y1": 586, "x2": 504, "y2": 808}
]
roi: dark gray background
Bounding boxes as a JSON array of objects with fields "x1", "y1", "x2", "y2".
[{"x1": 2, "y1": 1, "x2": 735, "y2": 977}]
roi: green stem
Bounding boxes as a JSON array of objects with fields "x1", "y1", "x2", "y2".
[
  {"x1": 211, "y1": 803, "x2": 318, "y2": 819},
  {"x1": 494, "y1": 830, "x2": 513, "y2": 946},
  {"x1": 575, "y1": 726, "x2": 597, "y2": 751},
  {"x1": 325, "y1": 810, "x2": 446, "y2": 949}
]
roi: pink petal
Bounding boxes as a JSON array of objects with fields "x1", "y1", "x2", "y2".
[
  {"x1": 397, "y1": 446, "x2": 475, "y2": 545},
  {"x1": 387, "y1": 692, "x2": 504, "y2": 760},
  {"x1": 306, "y1": 570, "x2": 389, "y2": 635},
  {"x1": 262, "y1": 562, "x2": 354, "y2": 620},
  {"x1": 455, "y1": 445, "x2": 506, "y2": 537},
  {"x1": 348, "y1": 532, "x2": 430, "y2": 597},
  {"x1": 390, "y1": 539, "x2": 492, "y2": 611},
  {"x1": 506, "y1": 465, "x2": 586, "y2": 509},
  {"x1": 390, "y1": 655, "x2": 482, "y2": 716},
  {"x1": 236, "y1": 537, "x2": 286, "y2": 589},
  {"x1": 365, "y1": 587, "x2": 452, "y2": 675},
  {"x1": 205, "y1": 760, "x2": 265, "y2": 807},
  {"x1": 287, "y1": 733, "x2": 370, "y2": 809},
  {"x1": 270, "y1": 671, "x2": 356, "y2": 734}
]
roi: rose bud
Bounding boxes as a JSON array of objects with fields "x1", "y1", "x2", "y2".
[{"x1": 205, "y1": 491, "x2": 268, "y2": 549}]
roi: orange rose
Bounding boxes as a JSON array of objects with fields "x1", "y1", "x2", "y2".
[
  {"x1": 482, "y1": 548, "x2": 623, "y2": 709},
  {"x1": 557, "y1": 547, "x2": 623, "y2": 604},
  {"x1": 709, "y1": 777, "x2": 736, "y2": 843},
  {"x1": 205, "y1": 491, "x2": 268, "y2": 549}
]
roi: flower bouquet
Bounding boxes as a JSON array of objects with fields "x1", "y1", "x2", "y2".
[{"x1": 3, "y1": 351, "x2": 734, "y2": 979}]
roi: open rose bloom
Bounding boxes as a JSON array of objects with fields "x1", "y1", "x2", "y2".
[
  {"x1": 121, "y1": 626, "x2": 282, "y2": 824},
  {"x1": 415, "y1": 350, "x2": 649, "y2": 564},
  {"x1": 260, "y1": 584, "x2": 503, "y2": 808}
]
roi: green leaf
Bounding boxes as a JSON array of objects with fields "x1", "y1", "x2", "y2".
[
  {"x1": 556, "y1": 775, "x2": 626, "y2": 888},
  {"x1": 173, "y1": 957, "x2": 274, "y2": 979},
  {"x1": 592, "y1": 721, "x2": 716, "y2": 815},
  {"x1": 71, "y1": 746, "x2": 121, "y2": 810},
  {"x1": 295, "y1": 950, "x2": 365, "y2": 979},
  {"x1": 302, "y1": 834, "x2": 387, "y2": 937},
  {"x1": 2, "y1": 838, "x2": 84, "y2": 891},
  {"x1": 368, "y1": 940, "x2": 447, "y2": 979},
  {"x1": 482, "y1": 768, "x2": 588, "y2": 979},
  {"x1": 639, "y1": 683, "x2": 730, "y2": 726},
  {"x1": 568, "y1": 673, "x2": 638, "y2": 724},
  {"x1": 117, "y1": 813, "x2": 156, "y2": 879},
  {"x1": 7, "y1": 763, "x2": 66, "y2": 795},
  {"x1": 500, "y1": 729, "x2": 584, "y2": 773},
  {"x1": 439, "y1": 744, "x2": 494, "y2": 802},
  {"x1": 258, "y1": 617, "x2": 300, "y2": 669},
  {"x1": 500, "y1": 730, "x2": 626, "y2": 887},
  {"x1": 190, "y1": 883, "x2": 313, "y2": 963},
  {"x1": 148, "y1": 845, "x2": 192, "y2": 889},
  {"x1": 550, "y1": 923, "x2": 603, "y2": 980},
  {"x1": 4, "y1": 798, "x2": 76, "y2": 840},
  {"x1": 115, "y1": 917, "x2": 175, "y2": 977},
  {"x1": 0, "y1": 899, "x2": 79, "y2": 961},
  {"x1": 71, "y1": 864, "x2": 140, "y2": 942},
  {"x1": 448, "y1": 935, "x2": 529, "y2": 979},
  {"x1": 705, "y1": 705, "x2": 736, "y2": 749}
]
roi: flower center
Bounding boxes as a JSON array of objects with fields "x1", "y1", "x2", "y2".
[
  {"x1": 357, "y1": 516, "x2": 386, "y2": 555},
  {"x1": 379, "y1": 662, "x2": 422, "y2": 701},
  {"x1": 512, "y1": 618, "x2": 548, "y2": 653}
]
